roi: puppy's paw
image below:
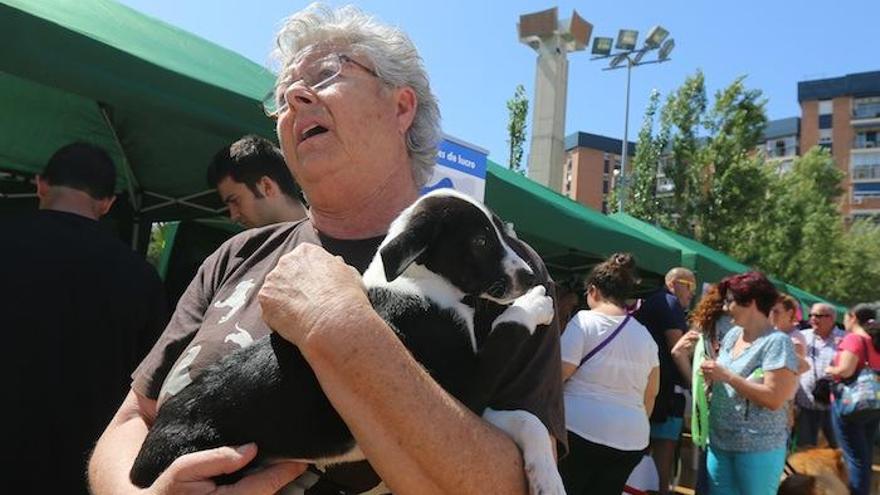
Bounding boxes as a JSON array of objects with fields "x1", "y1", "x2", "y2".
[
  {"x1": 492, "y1": 286, "x2": 554, "y2": 335},
  {"x1": 524, "y1": 454, "x2": 566, "y2": 495},
  {"x1": 513, "y1": 286, "x2": 554, "y2": 327}
]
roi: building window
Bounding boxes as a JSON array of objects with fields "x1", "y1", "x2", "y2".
[
  {"x1": 852, "y1": 213, "x2": 880, "y2": 224},
  {"x1": 853, "y1": 182, "x2": 880, "y2": 198},
  {"x1": 819, "y1": 128, "x2": 833, "y2": 152},
  {"x1": 854, "y1": 97, "x2": 880, "y2": 119},
  {"x1": 855, "y1": 130, "x2": 880, "y2": 149},
  {"x1": 819, "y1": 114, "x2": 833, "y2": 129},
  {"x1": 819, "y1": 99, "x2": 833, "y2": 115},
  {"x1": 601, "y1": 201, "x2": 607, "y2": 213},
  {"x1": 852, "y1": 152, "x2": 880, "y2": 180},
  {"x1": 602, "y1": 180, "x2": 609, "y2": 194},
  {"x1": 603, "y1": 156, "x2": 610, "y2": 173}
]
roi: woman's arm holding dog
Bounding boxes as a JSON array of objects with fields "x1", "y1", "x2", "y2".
[
  {"x1": 261, "y1": 244, "x2": 533, "y2": 495},
  {"x1": 88, "y1": 390, "x2": 305, "y2": 495}
]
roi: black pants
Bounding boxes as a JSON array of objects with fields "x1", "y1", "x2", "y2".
[{"x1": 558, "y1": 431, "x2": 644, "y2": 495}]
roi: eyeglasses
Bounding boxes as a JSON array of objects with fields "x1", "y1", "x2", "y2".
[
  {"x1": 262, "y1": 53, "x2": 379, "y2": 118},
  {"x1": 809, "y1": 313, "x2": 831, "y2": 319}
]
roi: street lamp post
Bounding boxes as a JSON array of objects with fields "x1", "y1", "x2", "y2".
[{"x1": 591, "y1": 26, "x2": 675, "y2": 212}]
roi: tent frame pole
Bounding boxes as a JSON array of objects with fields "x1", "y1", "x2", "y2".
[{"x1": 99, "y1": 104, "x2": 144, "y2": 249}]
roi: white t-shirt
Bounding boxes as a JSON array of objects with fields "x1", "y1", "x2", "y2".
[{"x1": 561, "y1": 310, "x2": 659, "y2": 451}]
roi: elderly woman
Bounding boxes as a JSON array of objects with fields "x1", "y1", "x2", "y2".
[
  {"x1": 88, "y1": 4, "x2": 565, "y2": 495},
  {"x1": 825, "y1": 303, "x2": 880, "y2": 495},
  {"x1": 699, "y1": 272, "x2": 799, "y2": 495},
  {"x1": 559, "y1": 253, "x2": 660, "y2": 495}
]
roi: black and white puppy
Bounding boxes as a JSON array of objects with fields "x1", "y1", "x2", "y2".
[{"x1": 130, "y1": 189, "x2": 564, "y2": 494}]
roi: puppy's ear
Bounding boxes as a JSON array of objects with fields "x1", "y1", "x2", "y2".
[{"x1": 380, "y1": 212, "x2": 438, "y2": 282}]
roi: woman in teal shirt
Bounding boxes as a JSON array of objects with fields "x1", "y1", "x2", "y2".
[{"x1": 699, "y1": 272, "x2": 799, "y2": 495}]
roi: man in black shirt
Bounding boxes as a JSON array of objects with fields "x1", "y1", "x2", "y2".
[
  {"x1": 633, "y1": 267, "x2": 695, "y2": 495},
  {"x1": 1, "y1": 143, "x2": 168, "y2": 495}
]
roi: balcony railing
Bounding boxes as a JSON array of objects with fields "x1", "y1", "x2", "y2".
[{"x1": 853, "y1": 105, "x2": 880, "y2": 120}]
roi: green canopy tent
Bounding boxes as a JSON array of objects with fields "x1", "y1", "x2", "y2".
[
  {"x1": 486, "y1": 162, "x2": 681, "y2": 286},
  {"x1": 0, "y1": 0, "x2": 278, "y2": 246},
  {"x1": 611, "y1": 212, "x2": 846, "y2": 320},
  {"x1": 157, "y1": 164, "x2": 683, "y2": 306},
  {"x1": 611, "y1": 212, "x2": 751, "y2": 288}
]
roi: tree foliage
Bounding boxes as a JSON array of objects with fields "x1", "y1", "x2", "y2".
[
  {"x1": 625, "y1": 89, "x2": 666, "y2": 222},
  {"x1": 506, "y1": 84, "x2": 529, "y2": 175},
  {"x1": 625, "y1": 71, "x2": 880, "y2": 305}
]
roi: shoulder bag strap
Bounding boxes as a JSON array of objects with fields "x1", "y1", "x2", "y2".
[
  {"x1": 860, "y1": 335, "x2": 873, "y2": 369},
  {"x1": 578, "y1": 314, "x2": 631, "y2": 368}
]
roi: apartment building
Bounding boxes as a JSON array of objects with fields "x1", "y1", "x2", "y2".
[
  {"x1": 759, "y1": 117, "x2": 800, "y2": 174},
  {"x1": 798, "y1": 71, "x2": 880, "y2": 220},
  {"x1": 561, "y1": 71, "x2": 880, "y2": 220},
  {"x1": 563, "y1": 132, "x2": 635, "y2": 212}
]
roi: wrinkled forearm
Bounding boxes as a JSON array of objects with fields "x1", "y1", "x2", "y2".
[
  {"x1": 299, "y1": 302, "x2": 529, "y2": 495},
  {"x1": 88, "y1": 391, "x2": 151, "y2": 495}
]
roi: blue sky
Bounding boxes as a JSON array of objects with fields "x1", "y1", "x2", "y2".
[{"x1": 118, "y1": 0, "x2": 880, "y2": 165}]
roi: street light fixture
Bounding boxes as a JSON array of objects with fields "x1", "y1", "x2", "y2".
[
  {"x1": 644, "y1": 25, "x2": 669, "y2": 48},
  {"x1": 615, "y1": 29, "x2": 639, "y2": 51},
  {"x1": 591, "y1": 36, "x2": 613, "y2": 56},
  {"x1": 517, "y1": 8, "x2": 592, "y2": 191},
  {"x1": 590, "y1": 24, "x2": 675, "y2": 213}
]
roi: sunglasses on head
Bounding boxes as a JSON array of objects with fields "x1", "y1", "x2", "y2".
[{"x1": 675, "y1": 279, "x2": 695, "y2": 289}]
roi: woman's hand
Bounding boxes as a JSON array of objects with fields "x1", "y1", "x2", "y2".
[
  {"x1": 700, "y1": 359, "x2": 732, "y2": 384},
  {"x1": 149, "y1": 443, "x2": 306, "y2": 495},
  {"x1": 671, "y1": 329, "x2": 700, "y2": 358},
  {"x1": 259, "y1": 243, "x2": 371, "y2": 346}
]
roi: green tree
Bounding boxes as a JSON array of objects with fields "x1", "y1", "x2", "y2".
[
  {"x1": 626, "y1": 71, "x2": 880, "y2": 305},
  {"x1": 733, "y1": 147, "x2": 842, "y2": 281},
  {"x1": 831, "y1": 220, "x2": 880, "y2": 304},
  {"x1": 695, "y1": 76, "x2": 769, "y2": 252},
  {"x1": 625, "y1": 89, "x2": 667, "y2": 222},
  {"x1": 658, "y1": 70, "x2": 706, "y2": 234},
  {"x1": 734, "y1": 147, "x2": 880, "y2": 305},
  {"x1": 506, "y1": 84, "x2": 529, "y2": 175},
  {"x1": 146, "y1": 222, "x2": 169, "y2": 269}
]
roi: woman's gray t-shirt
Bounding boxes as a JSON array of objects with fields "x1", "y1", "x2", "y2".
[{"x1": 708, "y1": 326, "x2": 798, "y2": 452}]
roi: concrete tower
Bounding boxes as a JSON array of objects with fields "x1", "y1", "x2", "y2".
[{"x1": 518, "y1": 8, "x2": 591, "y2": 191}]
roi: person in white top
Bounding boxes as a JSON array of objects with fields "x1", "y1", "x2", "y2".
[{"x1": 559, "y1": 253, "x2": 661, "y2": 495}]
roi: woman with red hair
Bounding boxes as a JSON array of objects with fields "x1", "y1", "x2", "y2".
[{"x1": 699, "y1": 272, "x2": 799, "y2": 495}]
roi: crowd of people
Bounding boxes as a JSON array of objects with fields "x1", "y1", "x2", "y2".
[
  {"x1": 562, "y1": 259, "x2": 880, "y2": 495},
  {"x1": 4, "y1": 3, "x2": 879, "y2": 495}
]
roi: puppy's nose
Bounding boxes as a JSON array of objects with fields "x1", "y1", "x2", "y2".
[{"x1": 516, "y1": 269, "x2": 536, "y2": 289}]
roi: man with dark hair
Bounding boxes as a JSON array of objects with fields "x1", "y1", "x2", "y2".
[
  {"x1": 207, "y1": 134, "x2": 306, "y2": 228},
  {"x1": 1, "y1": 142, "x2": 169, "y2": 495}
]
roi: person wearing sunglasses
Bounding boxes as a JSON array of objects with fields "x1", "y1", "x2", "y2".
[
  {"x1": 699, "y1": 272, "x2": 799, "y2": 495},
  {"x1": 631, "y1": 267, "x2": 695, "y2": 495},
  {"x1": 89, "y1": 5, "x2": 565, "y2": 495},
  {"x1": 793, "y1": 303, "x2": 845, "y2": 449}
]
